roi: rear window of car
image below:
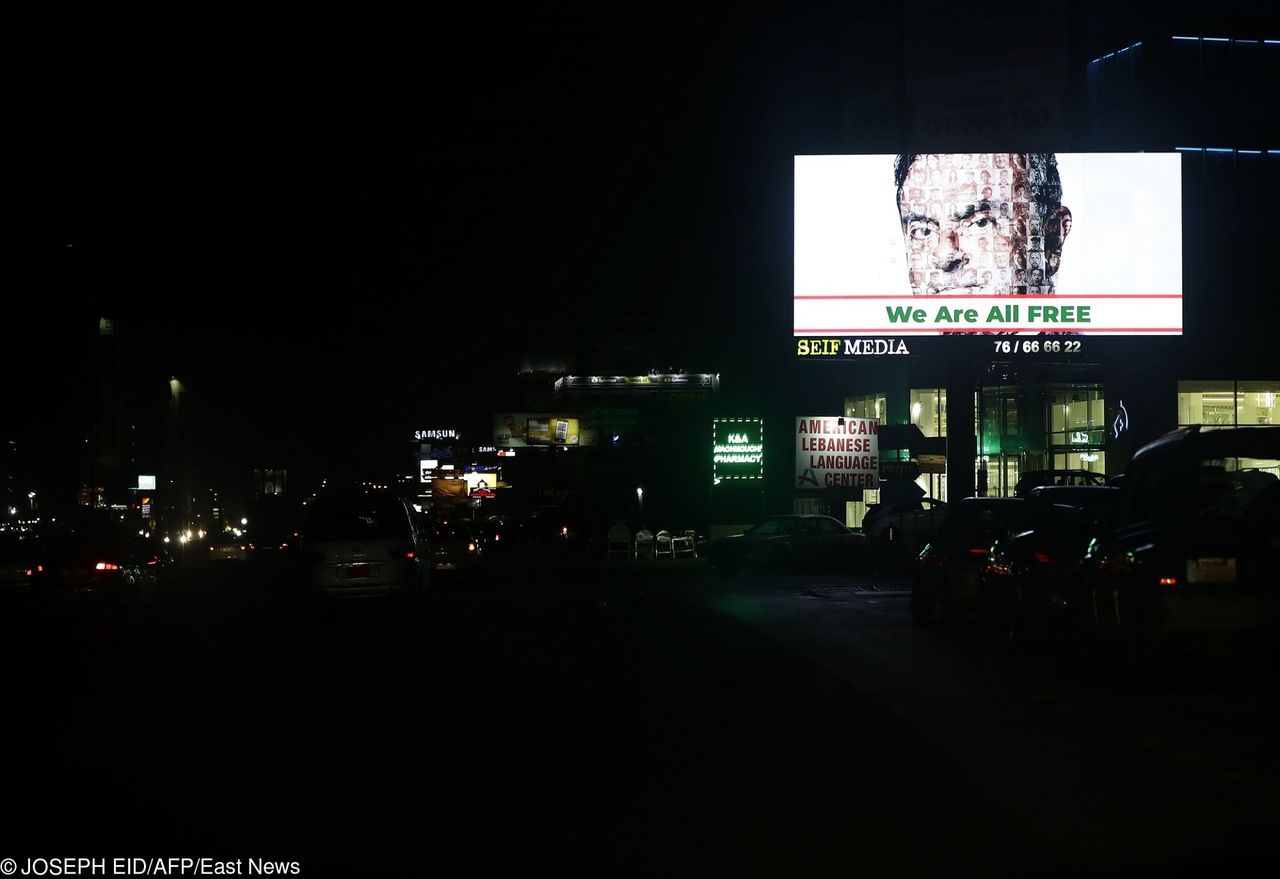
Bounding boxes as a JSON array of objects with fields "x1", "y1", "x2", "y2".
[
  {"x1": 939, "y1": 502, "x2": 1026, "y2": 544},
  {"x1": 304, "y1": 497, "x2": 409, "y2": 541},
  {"x1": 433, "y1": 525, "x2": 474, "y2": 542},
  {"x1": 1195, "y1": 458, "x2": 1279, "y2": 522}
]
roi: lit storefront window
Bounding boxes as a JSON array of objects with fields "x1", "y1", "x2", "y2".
[
  {"x1": 1048, "y1": 385, "x2": 1106, "y2": 476},
  {"x1": 909, "y1": 389, "x2": 947, "y2": 438},
  {"x1": 976, "y1": 386, "x2": 1024, "y2": 497},
  {"x1": 844, "y1": 393, "x2": 887, "y2": 422},
  {"x1": 842, "y1": 393, "x2": 885, "y2": 528},
  {"x1": 910, "y1": 388, "x2": 947, "y2": 502},
  {"x1": 1179, "y1": 381, "x2": 1279, "y2": 429}
]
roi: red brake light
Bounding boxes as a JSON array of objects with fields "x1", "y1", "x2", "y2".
[
  {"x1": 406, "y1": 551, "x2": 415, "y2": 559},
  {"x1": 94, "y1": 562, "x2": 120, "y2": 571},
  {"x1": 968, "y1": 547, "x2": 989, "y2": 556},
  {"x1": 1158, "y1": 577, "x2": 1177, "y2": 587},
  {"x1": 1032, "y1": 551, "x2": 1055, "y2": 565}
]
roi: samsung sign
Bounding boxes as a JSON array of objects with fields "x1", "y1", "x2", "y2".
[
  {"x1": 794, "y1": 153, "x2": 1182, "y2": 340},
  {"x1": 415, "y1": 429, "x2": 458, "y2": 440}
]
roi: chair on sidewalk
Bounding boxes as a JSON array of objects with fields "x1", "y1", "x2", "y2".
[
  {"x1": 654, "y1": 530, "x2": 674, "y2": 559},
  {"x1": 607, "y1": 522, "x2": 632, "y2": 560},
  {"x1": 634, "y1": 529, "x2": 654, "y2": 560},
  {"x1": 672, "y1": 529, "x2": 696, "y2": 559}
]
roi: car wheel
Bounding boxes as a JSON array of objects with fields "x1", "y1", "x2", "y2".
[
  {"x1": 1004, "y1": 587, "x2": 1029, "y2": 647},
  {"x1": 912, "y1": 575, "x2": 949, "y2": 624},
  {"x1": 1119, "y1": 589, "x2": 1169, "y2": 688}
]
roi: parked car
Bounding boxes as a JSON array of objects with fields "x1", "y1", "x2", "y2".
[
  {"x1": 861, "y1": 498, "x2": 948, "y2": 549},
  {"x1": 980, "y1": 485, "x2": 1119, "y2": 643},
  {"x1": 28, "y1": 510, "x2": 163, "y2": 619},
  {"x1": 912, "y1": 498, "x2": 1028, "y2": 623},
  {"x1": 709, "y1": 514, "x2": 870, "y2": 574},
  {"x1": 429, "y1": 519, "x2": 486, "y2": 580},
  {"x1": 1013, "y1": 469, "x2": 1108, "y2": 498},
  {"x1": 299, "y1": 491, "x2": 428, "y2": 602},
  {"x1": 1077, "y1": 426, "x2": 1280, "y2": 682}
]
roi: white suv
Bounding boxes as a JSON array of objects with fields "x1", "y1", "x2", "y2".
[{"x1": 300, "y1": 491, "x2": 428, "y2": 601}]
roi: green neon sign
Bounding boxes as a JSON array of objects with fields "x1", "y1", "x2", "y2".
[{"x1": 713, "y1": 418, "x2": 764, "y2": 480}]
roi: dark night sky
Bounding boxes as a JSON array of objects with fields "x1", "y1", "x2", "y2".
[{"x1": 15, "y1": 5, "x2": 855, "y2": 492}]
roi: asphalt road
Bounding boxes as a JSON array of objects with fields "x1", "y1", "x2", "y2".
[{"x1": 3, "y1": 556, "x2": 1277, "y2": 877}]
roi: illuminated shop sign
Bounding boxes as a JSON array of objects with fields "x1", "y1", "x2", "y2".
[
  {"x1": 794, "y1": 153, "x2": 1183, "y2": 342},
  {"x1": 137, "y1": 475, "x2": 156, "y2": 491},
  {"x1": 556, "y1": 374, "x2": 718, "y2": 392},
  {"x1": 794, "y1": 417, "x2": 879, "y2": 489},
  {"x1": 415, "y1": 429, "x2": 458, "y2": 440},
  {"x1": 712, "y1": 418, "x2": 764, "y2": 480}
]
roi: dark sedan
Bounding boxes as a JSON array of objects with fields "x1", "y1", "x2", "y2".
[
  {"x1": 709, "y1": 514, "x2": 870, "y2": 574},
  {"x1": 430, "y1": 520, "x2": 487, "y2": 580},
  {"x1": 912, "y1": 498, "x2": 1029, "y2": 624},
  {"x1": 980, "y1": 486, "x2": 1119, "y2": 643}
]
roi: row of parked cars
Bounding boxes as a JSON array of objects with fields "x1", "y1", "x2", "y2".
[
  {"x1": 706, "y1": 426, "x2": 1277, "y2": 682},
  {"x1": 911, "y1": 426, "x2": 1279, "y2": 682}
]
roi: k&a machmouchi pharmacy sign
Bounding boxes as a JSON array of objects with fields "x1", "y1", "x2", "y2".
[{"x1": 713, "y1": 418, "x2": 764, "y2": 480}]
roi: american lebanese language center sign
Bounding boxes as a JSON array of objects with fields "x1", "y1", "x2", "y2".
[{"x1": 795, "y1": 417, "x2": 879, "y2": 489}]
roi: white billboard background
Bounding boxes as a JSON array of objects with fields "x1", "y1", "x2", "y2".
[{"x1": 794, "y1": 153, "x2": 1183, "y2": 334}]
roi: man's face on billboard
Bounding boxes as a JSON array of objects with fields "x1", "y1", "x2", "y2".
[{"x1": 898, "y1": 152, "x2": 1070, "y2": 295}]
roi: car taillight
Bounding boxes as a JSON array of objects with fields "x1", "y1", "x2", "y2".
[
  {"x1": 968, "y1": 547, "x2": 989, "y2": 557},
  {"x1": 1158, "y1": 576, "x2": 1178, "y2": 587},
  {"x1": 241, "y1": 545, "x2": 248, "y2": 551},
  {"x1": 1032, "y1": 551, "x2": 1055, "y2": 565},
  {"x1": 405, "y1": 550, "x2": 416, "y2": 559},
  {"x1": 94, "y1": 562, "x2": 120, "y2": 571},
  {"x1": 248, "y1": 543, "x2": 255, "y2": 551},
  {"x1": 494, "y1": 533, "x2": 501, "y2": 542}
]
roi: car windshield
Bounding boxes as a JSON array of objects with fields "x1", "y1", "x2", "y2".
[{"x1": 304, "y1": 497, "x2": 408, "y2": 541}]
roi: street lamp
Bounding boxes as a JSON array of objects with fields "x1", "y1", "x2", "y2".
[
  {"x1": 27, "y1": 491, "x2": 36, "y2": 513},
  {"x1": 636, "y1": 486, "x2": 644, "y2": 528}
]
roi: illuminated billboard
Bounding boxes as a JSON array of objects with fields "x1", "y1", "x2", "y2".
[
  {"x1": 713, "y1": 418, "x2": 763, "y2": 481},
  {"x1": 494, "y1": 414, "x2": 598, "y2": 448},
  {"x1": 795, "y1": 417, "x2": 879, "y2": 489},
  {"x1": 794, "y1": 153, "x2": 1182, "y2": 338}
]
